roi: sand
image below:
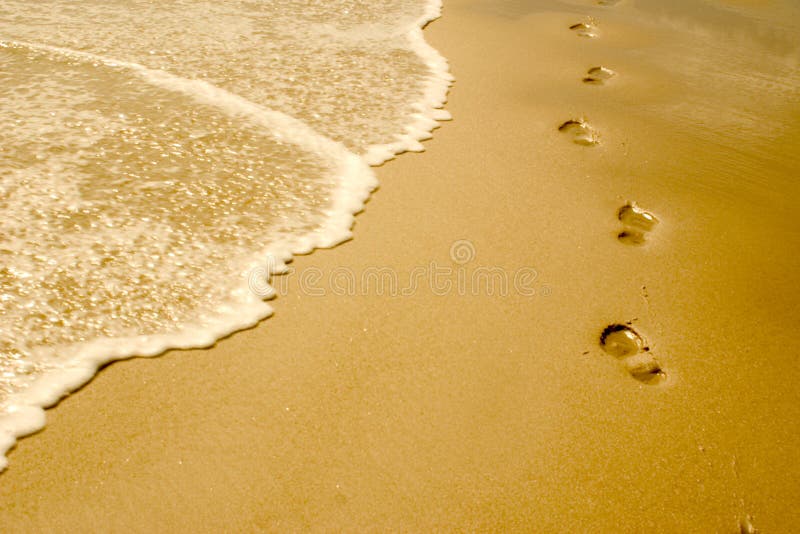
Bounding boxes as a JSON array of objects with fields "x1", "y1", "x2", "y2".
[{"x1": 2, "y1": 0, "x2": 799, "y2": 531}]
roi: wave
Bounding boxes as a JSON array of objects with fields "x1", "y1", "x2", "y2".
[{"x1": 0, "y1": 0, "x2": 452, "y2": 471}]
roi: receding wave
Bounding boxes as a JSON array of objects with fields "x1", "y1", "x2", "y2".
[{"x1": 0, "y1": 0, "x2": 452, "y2": 470}]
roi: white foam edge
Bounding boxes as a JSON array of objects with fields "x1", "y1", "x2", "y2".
[
  {"x1": 0, "y1": 1, "x2": 452, "y2": 470},
  {"x1": 0, "y1": 154, "x2": 375, "y2": 472},
  {"x1": 0, "y1": 40, "x2": 378, "y2": 470},
  {"x1": 362, "y1": 0, "x2": 454, "y2": 166}
]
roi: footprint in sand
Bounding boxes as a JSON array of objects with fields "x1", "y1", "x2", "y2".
[
  {"x1": 559, "y1": 119, "x2": 599, "y2": 146},
  {"x1": 600, "y1": 323, "x2": 643, "y2": 357},
  {"x1": 569, "y1": 19, "x2": 598, "y2": 38},
  {"x1": 617, "y1": 202, "x2": 659, "y2": 245},
  {"x1": 597, "y1": 0, "x2": 623, "y2": 6},
  {"x1": 739, "y1": 515, "x2": 759, "y2": 534},
  {"x1": 583, "y1": 66, "x2": 617, "y2": 85},
  {"x1": 617, "y1": 230, "x2": 650, "y2": 246},
  {"x1": 600, "y1": 323, "x2": 667, "y2": 384}
]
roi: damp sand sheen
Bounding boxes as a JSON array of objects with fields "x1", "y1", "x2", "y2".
[{"x1": 2, "y1": 0, "x2": 800, "y2": 532}]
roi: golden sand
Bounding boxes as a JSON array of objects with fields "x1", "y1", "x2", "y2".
[{"x1": 1, "y1": 1, "x2": 798, "y2": 531}]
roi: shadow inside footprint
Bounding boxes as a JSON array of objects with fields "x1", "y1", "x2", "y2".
[
  {"x1": 618, "y1": 230, "x2": 646, "y2": 246},
  {"x1": 559, "y1": 119, "x2": 599, "y2": 146},
  {"x1": 583, "y1": 66, "x2": 616, "y2": 85},
  {"x1": 625, "y1": 353, "x2": 667, "y2": 385},
  {"x1": 600, "y1": 324, "x2": 644, "y2": 358},
  {"x1": 569, "y1": 20, "x2": 598, "y2": 38}
]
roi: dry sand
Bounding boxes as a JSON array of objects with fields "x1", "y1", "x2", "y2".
[{"x1": 2, "y1": 0, "x2": 799, "y2": 531}]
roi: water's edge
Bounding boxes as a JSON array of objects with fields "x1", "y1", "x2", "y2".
[{"x1": 0, "y1": 0, "x2": 453, "y2": 471}]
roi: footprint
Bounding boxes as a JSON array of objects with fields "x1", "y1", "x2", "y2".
[
  {"x1": 600, "y1": 323, "x2": 645, "y2": 357},
  {"x1": 617, "y1": 202, "x2": 659, "y2": 245},
  {"x1": 600, "y1": 323, "x2": 666, "y2": 384},
  {"x1": 619, "y1": 203, "x2": 659, "y2": 231},
  {"x1": 617, "y1": 230, "x2": 646, "y2": 246},
  {"x1": 569, "y1": 19, "x2": 598, "y2": 38},
  {"x1": 583, "y1": 66, "x2": 616, "y2": 85},
  {"x1": 559, "y1": 119, "x2": 599, "y2": 146},
  {"x1": 625, "y1": 353, "x2": 667, "y2": 385},
  {"x1": 597, "y1": 0, "x2": 623, "y2": 6},
  {"x1": 739, "y1": 515, "x2": 759, "y2": 534}
]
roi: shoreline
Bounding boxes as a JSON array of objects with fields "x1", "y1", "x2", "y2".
[
  {"x1": 0, "y1": 1, "x2": 452, "y2": 469},
  {"x1": 1, "y1": 1, "x2": 799, "y2": 531}
]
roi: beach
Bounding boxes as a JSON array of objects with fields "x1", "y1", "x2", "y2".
[{"x1": 1, "y1": 0, "x2": 799, "y2": 531}]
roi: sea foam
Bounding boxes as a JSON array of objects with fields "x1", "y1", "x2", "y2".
[{"x1": 0, "y1": 0, "x2": 452, "y2": 470}]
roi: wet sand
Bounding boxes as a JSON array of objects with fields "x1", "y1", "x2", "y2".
[{"x1": 2, "y1": 0, "x2": 799, "y2": 531}]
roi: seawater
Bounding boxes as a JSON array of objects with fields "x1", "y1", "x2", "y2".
[{"x1": 0, "y1": 0, "x2": 452, "y2": 469}]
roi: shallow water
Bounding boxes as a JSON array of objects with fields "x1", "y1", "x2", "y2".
[{"x1": 0, "y1": 0, "x2": 451, "y2": 468}]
